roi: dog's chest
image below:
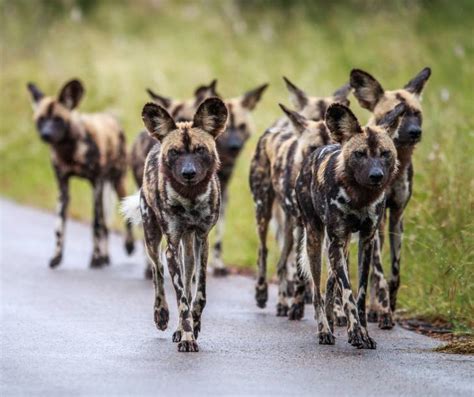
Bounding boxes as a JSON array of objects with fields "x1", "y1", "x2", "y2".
[{"x1": 163, "y1": 184, "x2": 215, "y2": 228}]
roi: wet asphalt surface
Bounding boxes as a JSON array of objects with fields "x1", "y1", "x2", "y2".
[{"x1": 1, "y1": 198, "x2": 473, "y2": 396}]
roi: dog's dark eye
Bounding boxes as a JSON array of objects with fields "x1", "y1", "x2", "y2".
[
  {"x1": 195, "y1": 146, "x2": 207, "y2": 154},
  {"x1": 238, "y1": 123, "x2": 246, "y2": 131},
  {"x1": 381, "y1": 150, "x2": 392, "y2": 158},
  {"x1": 169, "y1": 149, "x2": 179, "y2": 157},
  {"x1": 37, "y1": 116, "x2": 45, "y2": 126},
  {"x1": 354, "y1": 151, "x2": 366, "y2": 158},
  {"x1": 52, "y1": 116, "x2": 63, "y2": 123}
]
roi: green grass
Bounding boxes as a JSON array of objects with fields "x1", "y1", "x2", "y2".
[{"x1": 1, "y1": 0, "x2": 473, "y2": 330}]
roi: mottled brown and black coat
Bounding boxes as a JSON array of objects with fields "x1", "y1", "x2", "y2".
[
  {"x1": 350, "y1": 67, "x2": 431, "y2": 323},
  {"x1": 123, "y1": 98, "x2": 228, "y2": 352},
  {"x1": 27, "y1": 79, "x2": 134, "y2": 269},
  {"x1": 295, "y1": 103, "x2": 405, "y2": 349},
  {"x1": 249, "y1": 78, "x2": 350, "y2": 318}
]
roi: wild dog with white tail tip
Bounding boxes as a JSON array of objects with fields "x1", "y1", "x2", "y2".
[
  {"x1": 295, "y1": 102, "x2": 405, "y2": 348},
  {"x1": 122, "y1": 97, "x2": 227, "y2": 352},
  {"x1": 27, "y1": 79, "x2": 134, "y2": 268}
]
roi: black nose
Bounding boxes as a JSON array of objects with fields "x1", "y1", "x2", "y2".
[
  {"x1": 369, "y1": 169, "x2": 384, "y2": 184},
  {"x1": 181, "y1": 165, "x2": 196, "y2": 180},
  {"x1": 228, "y1": 143, "x2": 242, "y2": 152},
  {"x1": 407, "y1": 126, "x2": 422, "y2": 139}
]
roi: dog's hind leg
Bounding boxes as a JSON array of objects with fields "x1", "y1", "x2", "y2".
[
  {"x1": 141, "y1": 196, "x2": 168, "y2": 331},
  {"x1": 90, "y1": 179, "x2": 109, "y2": 268},
  {"x1": 389, "y1": 209, "x2": 404, "y2": 312},
  {"x1": 276, "y1": 215, "x2": 294, "y2": 317},
  {"x1": 114, "y1": 176, "x2": 135, "y2": 256}
]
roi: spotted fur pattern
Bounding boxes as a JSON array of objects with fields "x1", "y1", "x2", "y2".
[
  {"x1": 296, "y1": 103, "x2": 405, "y2": 349},
  {"x1": 350, "y1": 67, "x2": 431, "y2": 326},
  {"x1": 27, "y1": 79, "x2": 134, "y2": 269},
  {"x1": 249, "y1": 78, "x2": 350, "y2": 317},
  {"x1": 130, "y1": 80, "x2": 267, "y2": 278},
  {"x1": 136, "y1": 97, "x2": 227, "y2": 352}
]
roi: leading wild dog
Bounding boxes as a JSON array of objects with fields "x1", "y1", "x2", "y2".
[
  {"x1": 350, "y1": 67, "x2": 431, "y2": 324},
  {"x1": 122, "y1": 98, "x2": 228, "y2": 352},
  {"x1": 296, "y1": 103, "x2": 405, "y2": 348},
  {"x1": 130, "y1": 80, "x2": 267, "y2": 277},
  {"x1": 249, "y1": 78, "x2": 350, "y2": 317},
  {"x1": 27, "y1": 79, "x2": 134, "y2": 268}
]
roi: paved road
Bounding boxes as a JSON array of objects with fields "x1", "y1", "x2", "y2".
[{"x1": 1, "y1": 199, "x2": 473, "y2": 396}]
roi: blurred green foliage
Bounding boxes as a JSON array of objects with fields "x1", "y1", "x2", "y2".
[{"x1": 1, "y1": 0, "x2": 472, "y2": 330}]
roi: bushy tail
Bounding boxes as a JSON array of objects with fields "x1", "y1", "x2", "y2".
[
  {"x1": 296, "y1": 227, "x2": 311, "y2": 280},
  {"x1": 120, "y1": 191, "x2": 142, "y2": 225}
]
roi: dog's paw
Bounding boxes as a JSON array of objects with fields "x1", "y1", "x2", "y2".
[
  {"x1": 177, "y1": 340, "x2": 199, "y2": 352},
  {"x1": 288, "y1": 302, "x2": 305, "y2": 320},
  {"x1": 255, "y1": 282, "x2": 268, "y2": 308},
  {"x1": 276, "y1": 303, "x2": 289, "y2": 317},
  {"x1": 213, "y1": 267, "x2": 229, "y2": 277},
  {"x1": 378, "y1": 312, "x2": 394, "y2": 330},
  {"x1": 154, "y1": 306, "x2": 169, "y2": 331},
  {"x1": 367, "y1": 310, "x2": 379, "y2": 323},
  {"x1": 49, "y1": 255, "x2": 62, "y2": 269},
  {"x1": 125, "y1": 239, "x2": 135, "y2": 255},
  {"x1": 90, "y1": 255, "x2": 108, "y2": 268},
  {"x1": 318, "y1": 332, "x2": 336, "y2": 345}
]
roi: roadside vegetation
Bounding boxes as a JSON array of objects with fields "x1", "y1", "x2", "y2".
[{"x1": 1, "y1": 0, "x2": 472, "y2": 331}]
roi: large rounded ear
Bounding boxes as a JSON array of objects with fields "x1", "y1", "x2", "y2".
[
  {"x1": 193, "y1": 97, "x2": 228, "y2": 139},
  {"x1": 350, "y1": 69, "x2": 384, "y2": 111},
  {"x1": 194, "y1": 79, "x2": 220, "y2": 104},
  {"x1": 376, "y1": 102, "x2": 407, "y2": 135},
  {"x1": 142, "y1": 102, "x2": 177, "y2": 141},
  {"x1": 332, "y1": 82, "x2": 351, "y2": 106},
  {"x1": 146, "y1": 88, "x2": 173, "y2": 109},
  {"x1": 58, "y1": 79, "x2": 84, "y2": 110},
  {"x1": 279, "y1": 104, "x2": 307, "y2": 135},
  {"x1": 404, "y1": 67, "x2": 431, "y2": 96},
  {"x1": 27, "y1": 82, "x2": 44, "y2": 104},
  {"x1": 325, "y1": 103, "x2": 363, "y2": 144},
  {"x1": 241, "y1": 83, "x2": 268, "y2": 110},
  {"x1": 283, "y1": 76, "x2": 308, "y2": 110}
]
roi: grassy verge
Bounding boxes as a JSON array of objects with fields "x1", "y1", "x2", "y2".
[{"x1": 1, "y1": 0, "x2": 472, "y2": 330}]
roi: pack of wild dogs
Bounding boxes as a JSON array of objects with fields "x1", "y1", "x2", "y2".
[{"x1": 27, "y1": 66, "x2": 431, "y2": 352}]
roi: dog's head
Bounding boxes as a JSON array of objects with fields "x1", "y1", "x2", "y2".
[
  {"x1": 146, "y1": 79, "x2": 220, "y2": 122},
  {"x1": 283, "y1": 77, "x2": 351, "y2": 121},
  {"x1": 350, "y1": 67, "x2": 431, "y2": 147},
  {"x1": 326, "y1": 103, "x2": 405, "y2": 190},
  {"x1": 142, "y1": 97, "x2": 228, "y2": 186},
  {"x1": 279, "y1": 104, "x2": 331, "y2": 159},
  {"x1": 217, "y1": 84, "x2": 268, "y2": 160},
  {"x1": 27, "y1": 79, "x2": 84, "y2": 144}
]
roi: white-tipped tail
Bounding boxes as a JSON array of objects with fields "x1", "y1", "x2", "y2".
[
  {"x1": 120, "y1": 191, "x2": 142, "y2": 225},
  {"x1": 297, "y1": 228, "x2": 311, "y2": 280}
]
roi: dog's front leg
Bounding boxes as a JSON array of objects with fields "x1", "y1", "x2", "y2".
[
  {"x1": 50, "y1": 171, "x2": 69, "y2": 268},
  {"x1": 166, "y1": 235, "x2": 198, "y2": 352},
  {"x1": 90, "y1": 179, "x2": 109, "y2": 268},
  {"x1": 356, "y1": 236, "x2": 377, "y2": 349},
  {"x1": 327, "y1": 236, "x2": 373, "y2": 349},
  {"x1": 192, "y1": 233, "x2": 209, "y2": 340}
]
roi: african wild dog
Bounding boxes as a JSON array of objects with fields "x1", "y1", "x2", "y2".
[
  {"x1": 122, "y1": 98, "x2": 228, "y2": 352},
  {"x1": 350, "y1": 67, "x2": 431, "y2": 323},
  {"x1": 249, "y1": 78, "x2": 350, "y2": 317},
  {"x1": 130, "y1": 80, "x2": 220, "y2": 278},
  {"x1": 130, "y1": 80, "x2": 268, "y2": 277},
  {"x1": 212, "y1": 83, "x2": 268, "y2": 276},
  {"x1": 296, "y1": 102, "x2": 405, "y2": 348},
  {"x1": 250, "y1": 104, "x2": 331, "y2": 317},
  {"x1": 27, "y1": 79, "x2": 134, "y2": 268}
]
